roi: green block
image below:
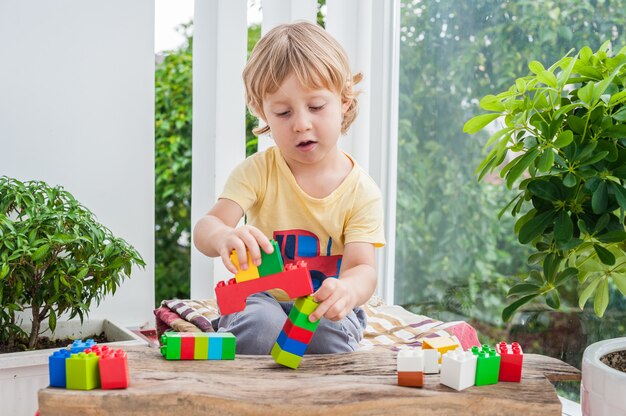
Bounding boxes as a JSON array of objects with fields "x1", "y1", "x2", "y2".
[
  {"x1": 160, "y1": 333, "x2": 181, "y2": 360},
  {"x1": 294, "y1": 295, "x2": 319, "y2": 316},
  {"x1": 258, "y1": 240, "x2": 284, "y2": 277},
  {"x1": 212, "y1": 332, "x2": 236, "y2": 360},
  {"x1": 471, "y1": 345, "x2": 500, "y2": 386},
  {"x1": 66, "y1": 352, "x2": 100, "y2": 390},
  {"x1": 194, "y1": 333, "x2": 209, "y2": 359},
  {"x1": 271, "y1": 342, "x2": 302, "y2": 369},
  {"x1": 288, "y1": 303, "x2": 320, "y2": 332}
]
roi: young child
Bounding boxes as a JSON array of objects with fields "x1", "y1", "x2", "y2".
[{"x1": 193, "y1": 21, "x2": 385, "y2": 355}]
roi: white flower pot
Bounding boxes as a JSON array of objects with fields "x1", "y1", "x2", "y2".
[
  {"x1": 0, "y1": 319, "x2": 146, "y2": 416},
  {"x1": 581, "y1": 337, "x2": 626, "y2": 416}
]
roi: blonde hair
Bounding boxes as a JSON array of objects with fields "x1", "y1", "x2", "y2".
[{"x1": 243, "y1": 21, "x2": 362, "y2": 136}]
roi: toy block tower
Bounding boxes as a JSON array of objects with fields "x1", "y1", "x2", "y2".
[
  {"x1": 397, "y1": 349, "x2": 424, "y2": 387},
  {"x1": 272, "y1": 295, "x2": 320, "y2": 369},
  {"x1": 99, "y1": 348, "x2": 130, "y2": 389},
  {"x1": 49, "y1": 349, "x2": 72, "y2": 387},
  {"x1": 440, "y1": 349, "x2": 477, "y2": 391},
  {"x1": 66, "y1": 351, "x2": 100, "y2": 390},
  {"x1": 471, "y1": 344, "x2": 501, "y2": 386},
  {"x1": 422, "y1": 336, "x2": 460, "y2": 363},
  {"x1": 497, "y1": 341, "x2": 523, "y2": 382}
]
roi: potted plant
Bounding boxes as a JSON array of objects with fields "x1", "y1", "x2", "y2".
[
  {"x1": 464, "y1": 42, "x2": 626, "y2": 414},
  {"x1": 0, "y1": 176, "x2": 146, "y2": 414}
]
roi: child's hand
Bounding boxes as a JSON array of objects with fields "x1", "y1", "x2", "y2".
[
  {"x1": 219, "y1": 225, "x2": 273, "y2": 274},
  {"x1": 309, "y1": 278, "x2": 356, "y2": 322}
]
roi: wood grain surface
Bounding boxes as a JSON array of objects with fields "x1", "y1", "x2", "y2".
[{"x1": 38, "y1": 346, "x2": 581, "y2": 416}]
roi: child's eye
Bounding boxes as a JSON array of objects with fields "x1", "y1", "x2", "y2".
[
  {"x1": 309, "y1": 105, "x2": 325, "y2": 111},
  {"x1": 275, "y1": 111, "x2": 290, "y2": 117}
]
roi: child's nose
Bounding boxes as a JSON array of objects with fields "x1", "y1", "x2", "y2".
[{"x1": 293, "y1": 112, "x2": 312, "y2": 132}]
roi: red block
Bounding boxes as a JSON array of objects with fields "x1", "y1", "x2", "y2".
[
  {"x1": 180, "y1": 333, "x2": 195, "y2": 360},
  {"x1": 99, "y1": 348, "x2": 130, "y2": 389},
  {"x1": 282, "y1": 317, "x2": 315, "y2": 344},
  {"x1": 497, "y1": 341, "x2": 523, "y2": 382},
  {"x1": 215, "y1": 261, "x2": 314, "y2": 315}
]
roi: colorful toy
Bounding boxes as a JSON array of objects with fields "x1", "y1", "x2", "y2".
[
  {"x1": 397, "y1": 349, "x2": 424, "y2": 387},
  {"x1": 422, "y1": 336, "x2": 460, "y2": 363},
  {"x1": 99, "y1": 348, "x2": 130, "y2": 389},
  {"x1": 68, "y1": 338, "x2": 96, "y2": 354},
  {"x1": 49, "y1": 349, "x2": 71, "y2": 387},
  {"x1": 440, "y1": 348, "x2": 477, "y2": 391},
  {"x1": 272, "y1": 295, "x2": 320, "y2": 369},
  {"x1": 215, "y1": 261, "x2": 314, "y2": 315},
  {"x1": 66, "y1": 351, "x2": 100, "y2": 390},
  {"x1": 471, "y1": 344, "x2": 501, "y2": 386},
  {"x1": 159, "y1": 331, "x2": 236, "y2": 360},
  {"x1": 257, "y1": 239, "x2": 284, "y2": 277},
  {"x1": 497, "y1": 341, "x2": 523, "y2": 382},
  {"x1": 230, "y1": 250, "x2": 260, "y2": 282}
]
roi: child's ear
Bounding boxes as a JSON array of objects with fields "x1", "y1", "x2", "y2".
[{"x1": 342, "y1": 97, "x2": 353, "y2": 114}]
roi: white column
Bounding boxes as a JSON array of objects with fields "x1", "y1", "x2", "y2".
[
  {"x1": 256, "y1": 0, "x2": 318, "y2": 152},
  {"x1": 191, "y1": 0, "x2": 248, "y2": 299},
  {"x1": 328, "y1": 0, "x2": 400, "y2": 304}
]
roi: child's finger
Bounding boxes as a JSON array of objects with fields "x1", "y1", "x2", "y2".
[{"x1": 220, "y1": 249, "x2": 239, "y2": 274}]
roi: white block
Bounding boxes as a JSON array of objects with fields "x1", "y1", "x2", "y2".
[
  {"x1": 440, "y1": 349, "x2": 477, "y2": 391},
  {"x1": 423, "y1": 348, "x2": 440, "y2": 374},
  {"x1": 397, "y1": 349, "x2": 424, "y2": 372}
]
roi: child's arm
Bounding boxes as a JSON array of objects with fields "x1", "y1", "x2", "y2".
[
  {"x1": 308, "y1": 242, "x2": 377, "y2": 322},
  {"x1": 193, "y1": 198, "x2": 274, "y2": 274}
]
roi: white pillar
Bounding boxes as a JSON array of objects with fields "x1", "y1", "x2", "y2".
[{"x1": 191, "y1": 0, "x2": 248, "y2": 299}]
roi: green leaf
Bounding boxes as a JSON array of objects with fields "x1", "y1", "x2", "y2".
[
  {"x1": 596, "y1": 230, "x2": 626, "y2": 243},
  {"x1": 537, "y1": 70, "x2": 557, "y2": 88},
  {"x1": 594, "y1": 279, "x2": 610, "y2": 317},
  {"x1": 479, "y1": 95, "x2": 505, "y2": 112},
  {"x1": 579, "y1": 276, "x2": 601, "y2": 309},
  {"x1": 553, "y1": 130, "x2": 574, "y2": 148},
  {"x1": 563, "y1": 172, "x2": 577, "y2": 187},
  {"x1": 546, "y1": 290, "x2": 561, "y2": 309},
  {"x1": 592, "y1": 181, "x2": 608, "y2": 213},
  {"x1": 555, "y1": 267, "x2": 578, "y2": 287},
  {"x1": 554, "y1": 211, "x2": 573, "y2": 243},
  {"x1": 578, "y1": 82, "x2": 594, "y2": 105},
  {"x1": 612, "y1": 183, "x2": 626, "y2": 211},
  {"x1": 507, "y1": 283, "x2": 541, "y2": 297},
  {"x1": 519, "y1": 210, "x2": 557, "y2": 244},
  {"x1": 613, "y1": 274, "x2": 626, "y2": 296},
  {"x1": 32, "y1": 244, "x2": 50, "y2": 262},
  {"x1": 612, "y1": 107, "x2": 626, "y2": 122},
  {"x1": 593, "y1": 244, "x2": 615, "y2": 265},
  {"x1": 543, "y1": 252, "x2": 562, "y2": 282},
  {"x1": 463, "y1": 113, "x2": 500, "y2": 134},
  {"x1": 49, "y1": 308, "x2": 57, "y2": 333},
  {"x1": 537, "y1": 149, "x2": 555, "y2": 173},
  {"x1": 527, "y1": 179, "x2": 560, "y2": 201},
  {"x1": 529, "y1": 61, "x2": 546, "y2": 75},
  {"x1": 604, "y1": 125, "x2": 626, "y2": 138},
  {"x1": 502, "y1": 294, "x2": 539, "y2": 322},
  {"x1": 0, "y1": 264, "x2": 9, "y2": 280},
  {"x1": 506, "y1": 148, "x2": 540, "y2": 189}
]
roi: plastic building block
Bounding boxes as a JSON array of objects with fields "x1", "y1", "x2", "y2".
[
  {"x1": 497, "y1": 341, "x2": 523, "y2": 382},
  {"x1": 423, "y1": 348, "x2": 440, "y2": 374},
  {"x1": 99, "y1": 348, "x2": 129, "y2": 389},
  {"x1": 49, "y1": 349, "x2": 71, "y2": 387},
  {"x1": 471, "y1": 345, "x2": 501, "y2": 386},
  {"x1": 68, "y1": 338, "x2": 96, "y2": 354},
  {"x1": 397, "y1": 349, "x2": 424, "y2": 387},
  {"x1": 271, "y1": 343, "x2": 302, "y2": 369},
  {"x1": 440, "y1": 349, "x2": 477, "y2": 391},
  {"x1": 160, "y1": 332, "x2": 236, "y2": 360},
  {"x1": 258, "y1": 240, "x2": 284, "y2": 277},
  {"x1": 231, "y1": 250, "x2": 260, "y2": 283},
  {"x1": 215, "y1": 261, "x2": 314, "y2": 315},
  {"x1": 66, "y1": 352, "x2": 100, "y2": 390},
  {"x1": 272, "y1": 295, "x2": 320, "y2": 369},
  {"x1": 422, "y1": 336, "x2": 460, "y2": 363}
]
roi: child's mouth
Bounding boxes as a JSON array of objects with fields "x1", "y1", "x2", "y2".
[{"x1": 297, "y1": 140, "x2": 317, "y2": 150}]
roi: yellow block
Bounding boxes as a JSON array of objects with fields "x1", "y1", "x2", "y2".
[
  {"x1": 194, "y1": 333, "x2": 209, "y2": 359},
  {"x1": 231, "y1": 251, "x2": 260, "y2": 283},
  {"x1": 422, "y1": 336, "x2": 460, "y2": 363}
]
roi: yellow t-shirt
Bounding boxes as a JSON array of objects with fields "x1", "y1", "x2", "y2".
[{"x1": 219, "y1": 146, "x2": 385, "y2": 295}]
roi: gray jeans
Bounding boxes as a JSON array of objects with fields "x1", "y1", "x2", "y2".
[{"x1": 217, "y1": 292, "x2": 367, "y2": 355}]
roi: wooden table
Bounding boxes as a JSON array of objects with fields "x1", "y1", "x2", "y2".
[{"x1": 38, "y1": 345, "x2": 580, "y2": 416}]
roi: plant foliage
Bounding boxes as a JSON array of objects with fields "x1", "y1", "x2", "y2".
[
  {"x1": 0, "y1": 176, "x2": 145, "y2": 350},
  {"x1": 465, "y1": 43, "x2": 626, "y2": 320}
]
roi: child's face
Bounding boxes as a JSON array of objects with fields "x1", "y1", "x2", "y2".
[{"x1": 260, "y1": 74, "x2": 350, "y2": 169}]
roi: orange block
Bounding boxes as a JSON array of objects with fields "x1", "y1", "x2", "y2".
[
  {"x1": 398, "y1": 371, "x2": 423, "y2": 387},
  {"x1": 230, "y1": 251, "x2": 260, "y2": 283}
]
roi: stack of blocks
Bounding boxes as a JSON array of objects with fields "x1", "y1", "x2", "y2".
[
  {"x1": 160, "y1": 332, "x2": 236, "y2": 360},
  {"x1": 48, "y1": 340, "x2": 129, "y2": 390},
  {"x1": 397, "y1": 349, "x2": 424, "y2": 387},
  {"x1": 230, "y1": 240, "x2": 284, "y2": 283},
  {"x1": 395, "y1": 339, "x2": 523, "y2": 391},
  {"x1": 422, "y1": 336, "x2": 460, "y2": 363},
  {"x1": 271, "y1": 295, "x2": 320, "y2": 369}
]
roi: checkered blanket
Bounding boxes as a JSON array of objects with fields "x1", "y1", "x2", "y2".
[{"x1": 153, "y1": 296, "x2": 480, "y2": 351}]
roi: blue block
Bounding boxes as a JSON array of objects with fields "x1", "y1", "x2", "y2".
[
  {"x1": 69, "y1": 338, "x2": 96, "y2": 354},
  {"x1": 276, "y1": 330, "x2": 308, "y2": 356},
  {"x1": 49, "y1": 349, "x2": 71, "y2": 387},
  {"x1": 208, "y1": 336, "x2": 223, "y2": 359}
]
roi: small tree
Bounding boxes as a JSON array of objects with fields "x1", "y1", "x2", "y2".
[{"x1": 0, "y1": 176, "x2": 145, "y2": 350}]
